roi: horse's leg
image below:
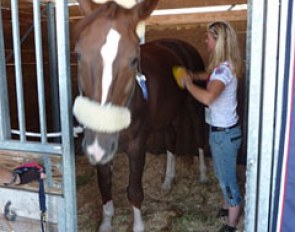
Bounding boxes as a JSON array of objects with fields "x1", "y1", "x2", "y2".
[
  {"x1": 96, "y1": 163, "x2": 114, "y2": 232},
  {"x1": 161, "y1": 150, "x2": 175, "y2": 190},
  {"x1": 127, "y1": 141, "x2": 146, "y2": 232},
  {"x1": 99, "y1": 201, "x2": 114, "y2": 232},
  {"x1": 195, "y1": 147, "x2": 208, "y2": 183},
  {"x1": 132, "y1": 206, "x2": 144, "y2": 232},
  {"x1": 161, "y1": 126, "x2": 177, "y2": 190}
]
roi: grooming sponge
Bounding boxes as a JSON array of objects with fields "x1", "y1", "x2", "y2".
[{"x1": 172, "y1": 66, "x2": 188, "y2": 89}]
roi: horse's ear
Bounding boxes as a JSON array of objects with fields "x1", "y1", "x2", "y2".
[
  {"x1": 77, "y1": 0, "x2": 99, "y2": 16},
  {"x1": 132, "y1": 0, "x2": 158, "y2": 21}
]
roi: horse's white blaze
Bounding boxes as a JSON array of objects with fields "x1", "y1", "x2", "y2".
[
  {"x1": 132, "y1": 206, "x2": 144, "y2": 232},
  {"x1": 161, "y1": 150, "x2": 176, "y2": 190},
  {"x1": 87, "y1": 137, "x2": 105, "y2": 163},
  {"x1": 99, "y1": 200, "x2": 114, "y2": 232},
  {"x1": 100, "y1": 28, "x2": 121, "y2": 105}
]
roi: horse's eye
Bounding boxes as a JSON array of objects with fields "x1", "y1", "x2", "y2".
[{"x1": 129, "y1": 57, "x2": 139, "y2": 68}]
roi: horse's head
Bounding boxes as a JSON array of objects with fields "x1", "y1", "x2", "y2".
[{"x1": 73, "y1": 0, "x2": 158, "y2": 165}]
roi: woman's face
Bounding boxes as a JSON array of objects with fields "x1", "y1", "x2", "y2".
[{"x1": 206, "y1": 32, "x2": 216, "y2": 54}]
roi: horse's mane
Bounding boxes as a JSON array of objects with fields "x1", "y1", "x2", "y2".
[{"x1": 74, "y1": 2, "x2": 127, "y2": 41}]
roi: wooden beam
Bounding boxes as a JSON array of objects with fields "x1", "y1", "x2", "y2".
[
  {"x1": 157, "y1": 0, "x2": 248, "y2": 9},
  {"x1": 69, "y1": 9, "x2": 247, "y2": 24},
  {"x1": 146, "y1": 10, "x2": 247, "y2": 26},
  {"x1": 1, "y1": 0, "x2": 248, "y2": 9}
]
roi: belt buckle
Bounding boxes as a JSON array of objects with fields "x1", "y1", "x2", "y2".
[{"x1": 211, "y1": 126, "x2": 225, "y2": 132}]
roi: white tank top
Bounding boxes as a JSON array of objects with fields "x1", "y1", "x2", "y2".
[{"x1": 205, "y1": 61, "x2": 239, "y2": 127}]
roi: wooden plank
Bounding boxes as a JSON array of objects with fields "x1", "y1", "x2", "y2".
[
  {"x1": 67, "y1": 1, "x2": 248, "y2": 19},
  {"x1": 16, "y1": 0, "x2": 248, "y2": 8},
  {"x1": 146, "y1": 10, "x2": 248, "y2": 26},
  {"x1": 0, "y1": 150, "x2": 62, "y2": 195},
  {"x1": 2, "y1": 1, "x2": 248, "y2": 24},
  {"x1": 1, "y1": 0, "x2": 248, "y2": 10},
  {"x1": 69, "y1": 9, "x2": 247, "y2": 24},
  {"x1": 157, "y1": 0, "x2": 248, "y2": 9}
]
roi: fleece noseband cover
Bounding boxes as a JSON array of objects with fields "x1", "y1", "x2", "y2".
[{"x1": 73, "y1": 96, "x2": 131, "y2": 133}]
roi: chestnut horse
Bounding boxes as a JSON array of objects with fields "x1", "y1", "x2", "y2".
[{"x1": 73, "y1": 1, "x2": 207, "y2": 231}]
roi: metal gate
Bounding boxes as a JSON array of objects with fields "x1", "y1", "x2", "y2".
[
  {"x1": 245, "y1": 0, "x2": 294, "y2": 231},
  {"x1": 0, "y1": 0, "x2": 77, "y2": 231}
]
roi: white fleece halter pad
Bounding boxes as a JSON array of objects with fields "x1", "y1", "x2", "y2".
[
  {"x1": 92, "y1": 0, "x2": 136, "y2": 9},
  {"x1": 73, "y1": 96, "x2": 131, "y2": 133}
]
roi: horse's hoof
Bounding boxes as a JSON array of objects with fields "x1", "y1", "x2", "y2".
[
  {"x1": 161, "y1": 182, "x2": 172, "y2": 191},
  {"x1": 98, "y1": 229, "x2": 112, "y2": 232},
  {"x1": 99, "y1": 225, "x2": 113, "y2": 232},
  {"x1": 133, "y1": 226, "x2": 144, "y2": 232},
  {"x1": 199, "y1": 176, "x2": 209, "y2": 184},
  {"x1": 161, "y1": 184, "x2": 172, "y2": 196}
]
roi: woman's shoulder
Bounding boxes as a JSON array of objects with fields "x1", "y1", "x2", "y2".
[
  {"x1": 215, "y1": 61, "x2": 231, "y2": 70},
  {"x1": 213, "y1": 62, "x2": 232, "y2": 76},
  {"x1": 211, "y1": 62, "x2": 235, "y2": 84}
]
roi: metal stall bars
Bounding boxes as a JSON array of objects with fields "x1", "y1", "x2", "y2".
[
  {"x1": 0, "y1": 0, "x2": 11, "y2": 141},
  {"x1": 245, "y1": 0, "x2": 292, "y2": 231},
  {"x1": 0, "y1": 0, "x2": 77, "y2": 231}
]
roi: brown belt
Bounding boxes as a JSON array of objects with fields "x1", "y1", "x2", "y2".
[{"x1": 211, "y1": 123, "x2": 239, "y2": 132}]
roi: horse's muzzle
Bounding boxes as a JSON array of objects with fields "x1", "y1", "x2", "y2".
[{"x1": 82, "y1": 129, "x2": 119, "y2": 165}]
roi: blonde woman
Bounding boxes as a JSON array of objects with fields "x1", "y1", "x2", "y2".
[{"x1": 182, "y1": 21, "x2": 242, "y2": 232}]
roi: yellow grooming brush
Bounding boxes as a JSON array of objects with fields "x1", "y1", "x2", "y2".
[{"x1": 172, "y1": 66, "x2": 189, "y2": 89}]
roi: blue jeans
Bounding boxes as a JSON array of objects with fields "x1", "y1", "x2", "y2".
[{"x1": 209, "y1": 125, "x2": 242, "y2": 206}]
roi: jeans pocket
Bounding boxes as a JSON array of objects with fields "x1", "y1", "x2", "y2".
[
  {"x1": 209, "y1": 132, "x2": 223, "y2": 146},
  {"x1": 230, "y1": 135, "x2": 242, "y2": 149}
]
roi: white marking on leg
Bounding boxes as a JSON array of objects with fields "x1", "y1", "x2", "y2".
[
  {"x1": 196, "y1": 148, "x2": 208, "y2": 183},
  {"x1": 161, "y1": 150, "x2": 175, "y2": 190},
  {"x1": 87, "y1": 137, "x2": 105, "y2": 164},
  {"x1": 133, "y1": 206, "x2": 144, "y2": 232},
  {"x1": 100, "y1": 28, "x2": 121, "y2": 105},
  {"x1": 99, "y1": 200, "x2": 114, "y2": 232}
]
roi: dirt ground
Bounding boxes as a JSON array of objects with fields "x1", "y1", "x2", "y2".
[{"x1": 76, "y1": 148, "x2": 246, "y2": 232}]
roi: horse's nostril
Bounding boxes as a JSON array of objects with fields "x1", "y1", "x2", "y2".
[
  {"x1": 111, "y1": 142, "x2": 116, "y2": 152},
  {"x1": 89, "y1": 154, "x2": 95, "y2": 162},
  {"x1": 82, "y1": 139, "x2": 88, "y2": 154}
]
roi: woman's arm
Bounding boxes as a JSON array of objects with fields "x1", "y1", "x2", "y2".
[
  {"x1": 189, "y1": 71, "x2": 209, "y2": 81},
  {"x1": 184, "y1": 78, "x2": 225, "y2": 106}
]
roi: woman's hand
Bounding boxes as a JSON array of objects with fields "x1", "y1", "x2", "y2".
[
  {"x1": 187, "y1": 71, "x2": 198, "y2": 81},
  {"x1": 182, "y1": 73, "x2": 193, "y2": 89}
]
